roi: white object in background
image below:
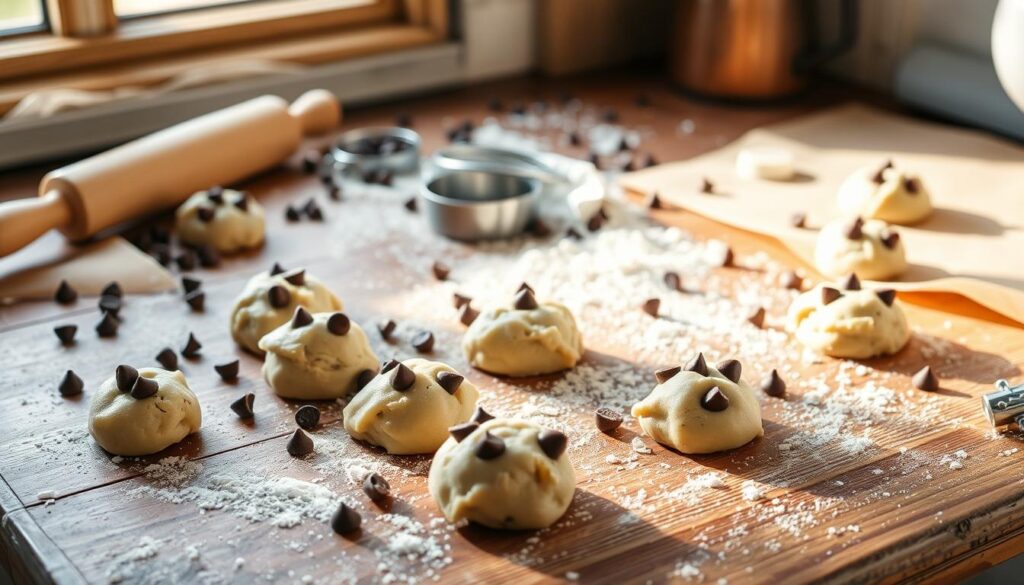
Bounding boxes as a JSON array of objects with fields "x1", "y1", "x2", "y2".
[
  {"x1": 993, "y1": 0, "x2": 1024, "y2": 113},
  {"x1": 735, "y1": 147, "x2": 796, "y2": 181}
]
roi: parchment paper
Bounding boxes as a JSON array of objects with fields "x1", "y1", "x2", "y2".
[
  {"x1": 0, "y1": 232, "x2": 177, "y2": 301},
  {"x1": 620, "y1": 103, "x2": 1024, "y2": 325}
]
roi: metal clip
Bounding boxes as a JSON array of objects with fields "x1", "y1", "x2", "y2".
[{"x1": 981, "y1": 379, "x2": 1024, "y2": 428}]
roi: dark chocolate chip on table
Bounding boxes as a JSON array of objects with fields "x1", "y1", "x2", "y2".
[
  {"x1": 306, "y1": 200, "x2": 324, "y2": 221},
  {"x1": 782, "y1": 271, "x2": 803, "y2": 290},
  {"x1": 655, "y1": 366, "x2": 681, "y2": 384},
  {"x1": 95, "y1": 312, "x2": 120, "y2": 337},
  {"x1": 404, "y1": 197, "x2": 418, "y2": 212},
  {"x1": 292, "y1": 307, "x2": 314, "y2": 328},
  {"x1": 130, "y1": 375, "x2": 159, "y2": 399},
  {"x1": 514, "y1": 289, "x2": 539, "y2": 311},
  {"x1": 532, "y1": 218, "x2": 552, "y2": 237},
  {"x1": 647, "y1": 192, "x2": 663, "y2": 210},
  {"x1": 363, "y1": 473, "x2": 391, "y2": 504},
  {"x1": 327, "y1": 184, "x2": 342, "y2": 201},
  {"x1": 102, "y1": 282, "x2": 123, "y2": 298},
  {"x1": 215, "y1": 360, "x2": 240, "y2": 382},
  {"x1": 390, "y1": 362, "x2": 416, "y2": 391},
  {"x1": 761, "y1": 369, "x2": 787, "y2": 398},
  {"x1": 720, "y1": 247, "x2": 735, "y2": 267},
  {"x1": 285, "y1": 205, "x2": 301, "y2": 222},
  {"x1": 537, "y1": 429, "x2": 568, "y2": 459},
  {"x1": 156, "y1": 348, "x2": 178, "y2": 371},
  {"x1": 436, "y1": 371, "x2": 463, "y2": 394},
  {"x1": 98, "y1": 295, "x2": 122, "y2": 316},
  {"x1": 701, "y1": 386, "x2": 730, "y2": 412},
  {"x1": 586, "y1": 212, "x2": 604, "y2": 232},
  {"x1": 717, "y1": 359, "x2": 742, "y2": 383},
  {"x1": 181, "y1": 332, "x2": 202, "y2": 358},
  {"x1": 115, "y1": 365, "x2": 139, "y2": 393},
  {"x1": 185, "y1": 290, "x2": 205, "y2": 312},
  {"x1": 686, "y1": 353, "x2": 708, "y2": 376},
  {"x1": 327, "y1": 313, "x2": 351, "y2": 335},
  {"x1": 453, "y1": 293, "x2": 472, "y2": 309},
  {"x1": 287, "y1": 429, "x2": 314, "y2": 457},
  {"x1": 59, "y1": 370, "x2": 84, "y2": 397},
  {"x1": 301, "y1": 150, "x2": 320, "y2": 174},
  {"x1": 459, "y1": 304, "x2": 480, "y2": 326},
  {"x1": 182, "y1": 276, "x2": 202, "y2": 294},
  {"x1": 642, "y1": 298, "x2": 660, "y2": 317},
  {"x1": 790, "y1": 212, "x2": 807, "y2": 229},
  {"x1": 913, "y1": 366, "x2": 939, "y2": 391},
  {"x1": 377, "y1": 319, "x2": 397, "y2": 339},
  {"x1": 663, "y1": 271, "x2": 681, "y2": 291},
  {"x1": 700, "y1": 177, "x2": 714, "y2": 194},
  {"x1": 472, "y1": 406, "x2": 494, "y2": 424},
  {"x1": 476, "y1": 431, "x2": 506, "y2": 460},
  {"x1": 565, "y1": 226, "x2": 583, "y2": 240},
  {"x1": 412, "y1": 331, "x2": 434, "y2": 353},
  {"x1": 54, "y1": 325, "x2": 77, "y2": 345},
  {"x1": 449, "y1": 422, "x2": 478, "y2": 442},
  {"x1": 431, "y1": 261, "x2": 450, "y2": 281},
  {"x1": 267, "y1": 285, "x2": 291, "y2": 308},
  {"x1": 295, "y1": 405, "x2": 321, "y2": 430},
  {"x1": 595, "y1": 408, "x2": 623, "y2": 433},
  {"x1": 54, "y1": 280, "x2": 77, "y2": 304},
  {"x1": 231, "y1": 393, "x2": 256, "y2": 419},
  {"x1": 747, "y1": 307, "x2": 765, "y2": 329},
  {"x1": 331, "y1": 503, "x2": 361, "y2": 535}
]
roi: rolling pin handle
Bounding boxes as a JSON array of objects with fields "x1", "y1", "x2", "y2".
[
  {"x1": 0, "y1": 190, "x2": 71, "y2": 257},
  {"x1": 289, "y1": 89, "x2": 342, "y2": 136}
]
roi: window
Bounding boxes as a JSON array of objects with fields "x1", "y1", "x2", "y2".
[
  {"x1": 115, "y1": 0, "x2": 257, "y2": 19},
  {"x1": 0, "y1": 0, "x2": 46, "y2": 35}
]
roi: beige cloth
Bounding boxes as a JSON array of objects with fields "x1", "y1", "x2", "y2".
[
  {"x1": 620, "y1": 104, "x2": 1024, "y2": 325},
  {"x1": 0, "y1": 232, "x2": 176, "y2": 301}
]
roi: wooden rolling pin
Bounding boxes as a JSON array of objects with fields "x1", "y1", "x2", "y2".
[{"x1": 0, "y1": 89, "x2": 341, "y2": 257}]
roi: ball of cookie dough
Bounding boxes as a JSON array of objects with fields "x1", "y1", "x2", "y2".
[
  {"x1": 428, "y1": 418, "x2": 575, "y2": 529},
  {"x1": 462, "y1": 286, "x2": 583, "y2": 376},
  {"x1": 88, "y1": 366, "x2": 202, "y2": 456},
  {"x1": 837, "y1": 161, "x2": 933, "y2": 224},
  {"x1": 175, "y1": 187, "x2": 265, "y2": 253},
  {"x1": 343, "y1": 359, "x2": 479, "y2": 454},
  {"x1": 814, "y1": 216, "x2": 907, "y2": 280},
  {"x1": 786, "y1": 279, "x2": 909, "y2": 359},
  {"x1": 230, "y1": 266, "x2": 342, "y2": 354},
  {"x1": 260, "y1": 310, "x2": 379, "y2": 400},
  {"x1": 631, "y1": 355, "x2": 763, "y2": 454}
]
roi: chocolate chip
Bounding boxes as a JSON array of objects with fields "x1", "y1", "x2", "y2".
[
  {"x1": 54, "y1": 325, "x2": 77, "y2": 345},
  {"x1": 565, "y1": 226, "x2": 583, "y2": 240},
  {"x1": 568, "y1": 131, "x2": 582, "y2": 147},
  {"x1": 747, "y1": 307, "x2": 766, "y2": 328},
  {"x1": 642, "y1": 298, "x2": 660, "y2": 317},
  {"x1": 283, "y1": 269, "x2": 305, "y2": 287},
  {"x1": 150, "y1": 226, "x2": 170, "y2": 244},
  {"x1": 844, "y1": 217, "x2": 864, "y2": 240},
  {"x1": 453, "y1": 293, "x2": 472, "y2": 309},
  {"x1": 717, "y1": 359, "x2": 742, "y2": 383},
  {"x1": 287, "y1": 429, "x2": 314, "y2": 457},
  {"x1": 156, "y1": 348, "x2": 178, "y2": 371},
  {"x1": 215, "y1": 360, "x2": 239, "y2": 382},
  {"x1": 761, "y1": 369, "x2": 786, "y2": 398},
  {"x1": 327, "y1": 184, "x2": 342, "y2": 201},
  {"x1": 411, "y1": 331, "x2": 434, "y2": 353},
  {"x1": 270, "y1": 262, "x2": 286, "y2": 276},
  {"x1": 537, "y1": 429, "x2": 568, "y2": 459},
  {"x1": 700, "y1": 177, "x2": 714, "y2": 194},
  {"x1": 821, "y1": 287, "x2": 842, "y2": 305},
  {"x1": 532, "y1": 218, "x2": 552, "y2": 237},
  {"x1": 663, "y1": 271, "x2": 681, "y2": 291},
  {"x1": 431, "y1": 262, "x2": 450, "y2": 281},
  {"x1": 234, "y1": 194, "x2": 249, "y2": 212},
  {"x1": 181, "y1": 332, "x2": 202, "y2": 358},
  {"x1": 647, "y1": 192, "x2": 663, "y2": 209},
  {"x1": 459, "y1": 304, "x2": 480, "y2": 326},
  {"x1": 449, "y1": 422, "x2": 478, "y2": 442},
  {"x1": 517, "y1": 282, "x2": 535, "y2": 295},
  {"x1": 302, "y1": 198, "x2": 318, "y2": 217},
  {"x1": 476, "y1": 431, "x2": 506, "y2": 460},
  {"x1": 102, "y1": 282, "x2": 123, "y2": 298},
  {"x1": 618, "y1": 136, "x2": 632, "y2": 153},
  {"x1": 54, "y1": 280, "x2": 77, "y2": 304},
  {"x1": 904, "y1": 177, "x2": 918, "y2": 194},
  {"x1": 295, "y1": 405, "x2": 320, "y2": 430},
  {"x1": 720, "y1": 247, "x2": 735, "y2": 267},
  {"x1": 331, "y1": 503, "x2": 361, "y2": 535},
  {"x1": 871, "y1": 159, "x2": 893, "y2": 184},
  {"x1": 285, "y1": 205, "x2": 301, "y2": 222},
  {"x1": 876, "y1": 288, "x2": 897, "y2": 306},
  {"x1": 377, "y1": 319, "x2": 396, "y2": 339},
  {"x1": 130, "y1": 375, "x2": 159, "y2": 399},
  {"x1": 912, "y1": 366, "x2": 939, "y2": 391},
  {"x1": 404, "y1": 197, "x2": 418, "y2": 212},
  {"x1": 880, "y1": 230, "x2": 901, "y2": 249},
  {"x1": 429, "y1": 372, "x2": 462, "y2": 396},
  {"x1": 267, "y1": 285, "x2": 291, "y2": 309},
  {"x1": 686, "y1": 353, "x2": 709, "y2": 376},
  {"x1": 231, "y1": 393, "x2": 255, "y2": 418},
  {"x1": 185, "y1": 290, "x2": 205, "y2": 312},
  {"x1": 514, "y1": 289, "x2": 539, "y2": 311},
  {"x1": 381, "y1": 359, "x2": 399, "y2": 373},
  {"x1": 586, "y1": 212, "x2": 604, "y2": 232},
  {"x1": 655, "y1": 366, "x2": 681, "y2": 384},
  {"x1": 207, "y1": 185, "x2": 224, "y2": 203},
  {"x1": 98, "y1": 295, "x2": 122, "y2": 317},
  {"x1": 292, "y1": 307, "x2": 314, "y2": 328},
  {"x1": 595, "y1": 408, "x2": 623, "y2": 433},
  {"x1": 701, "y1": 386, "x2": 730, "y2": 412},
  {"x1": 472, "y1": 406, "x2": 494, "y2": 424},
  {"x1": 301, "y1": 151, "x2": 319, "y2": 174},
  {"x1": 390, "y1": 362, "x2": 416, "y2": 391},
  {"x1": 307, "y1": 202, "x2": 324, "y2": 221},
  {"x1": 782, "y1": 271, "x2": 803, "y2": 290},
  {"x1": 196, "y1": 245, "x2": 219, "y2": 267},
  {"x1": 115, "y1": 365, "x2": 138, "y2": 392},
  {"x1": 589, "y1": 152, "x2": 602, "y2": 170},
  {"x1": 59, "y1": 370, "x2": 83, "y2": 397},
  {"x1": 95, "y1": 312, "x2": 119, "y2": 337},
  {"x1": 790, "y1": 212, "x2": 807, "y2": 228},
  {"x1": 327, "y1": 313, "x2": 350, "y2": 335},
  {"x1": 643, "y1": 153, "x2": 659, "y2": 168},
  {"x1": 363, "y1": 473, "x2": 391, "y2": 504},
  {"x1": 182, "y1": 276, "x2": 202, "y2": 294},
  {"x1": 197, "y1": 207, "x2": 215, "y2": 223},
  {"x1": 356, "y1": 369, "x2": 376, "y2": 390},
  {"x1": 841, "y1": 273, "x2": 862, "y2": 291}
]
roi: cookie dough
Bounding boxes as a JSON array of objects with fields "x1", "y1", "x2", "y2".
[
  {"x1": 88, "y1": 366, "x2": 202, "y2": 456},
  {"x1": 428, "y1": 418, "x2": 575, "y2": 529},
  {"x1": 837, "y1": 161, "x2": 933, "y2": 224},
  {"x1": 175, "y1": 187, "x2": 265, "y2": 253},
  {"x1": 814, "y1": 217, "x2": 907, "y2": 280},
  {"x1": 462, "y1": 286, "x2": 583, "y2": 376},
  {"x1": 229, "y1": 267, "x2": 342, "y2": 354},
  {"x1": 787, "y1": 279, "x2": 910, "y2": 359},
  {"x1": 343, "y1": 359, "x2": 479, "y2": 454},
  {"x1": 260, "y1": 310, "x2": 379, "y2": 400},
  {"x1": 631, "y1": 356, "x2": 763, "y2": 454}
]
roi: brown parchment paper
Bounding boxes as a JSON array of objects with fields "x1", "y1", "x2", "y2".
[
  {"x1": 620, "y1": 103, "x2": 1024, "y2": 325},
  {"x1": 0, "y1": 232, "x2": 176, "y2": 301}
]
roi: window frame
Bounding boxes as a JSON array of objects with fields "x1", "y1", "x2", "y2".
[{"x1": 0, "y1": 0, "x2": 50, "y2": 38}]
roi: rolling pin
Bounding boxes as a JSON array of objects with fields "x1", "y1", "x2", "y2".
[{"x1": 0, "y1": 89, "x2": 341, "y2": 257}]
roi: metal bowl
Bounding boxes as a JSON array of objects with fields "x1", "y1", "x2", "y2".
[
  {"x1": 421, "y1": 171, "x2": 539, "y2": 241},
  {"x1": 330, "y1": 126, "x2": 421, "y2": 175}
]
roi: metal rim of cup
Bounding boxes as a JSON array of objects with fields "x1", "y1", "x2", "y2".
[{"x1": 330, "y1": 126, "x2": 421, "y2": 172}]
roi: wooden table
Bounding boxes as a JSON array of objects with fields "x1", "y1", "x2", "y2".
[{"x1": 2, "y1": 71, "x2": 1023, "y2": 584}]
